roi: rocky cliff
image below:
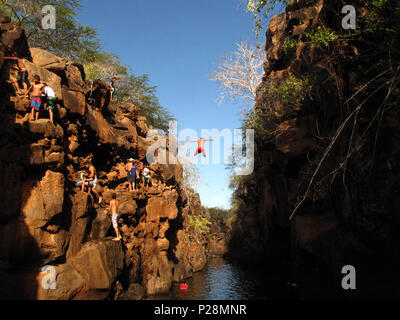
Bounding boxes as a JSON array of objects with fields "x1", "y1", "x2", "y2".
[
  {"x1": 0, "y1": 15, "x2": 211, "y2": 300},
  {"x1": 229, "y1": 0, "x2": 400, "y2": 299}
]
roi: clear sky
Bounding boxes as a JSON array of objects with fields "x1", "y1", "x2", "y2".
[{"x1": 77, "y1": 0, "x2": 259, "y2": 209}]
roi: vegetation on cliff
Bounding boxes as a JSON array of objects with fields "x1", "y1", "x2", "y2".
[{"x1": 226, "y1": 0, "x2": 400, "y2": 298}]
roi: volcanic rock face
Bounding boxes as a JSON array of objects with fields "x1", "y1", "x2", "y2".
[
  {"x1": 0, "y1": 15, "x2": 209, "y2": 299},
  {"x1": 229, "y1": 0, "x2": 400, "y2": 299}
]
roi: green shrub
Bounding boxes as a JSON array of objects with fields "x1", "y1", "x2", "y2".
[{"x1": 188, "y1": 215, "x2": 212, "y2": 234}]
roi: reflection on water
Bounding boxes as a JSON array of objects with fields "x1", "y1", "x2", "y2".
[{"x1": 149, "y1": 257, "x2": 285, "y2": 300}]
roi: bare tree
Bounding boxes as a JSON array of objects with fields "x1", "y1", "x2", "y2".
[{"x1": 210, "y1": 41, "x2": 265, "y2": 108}]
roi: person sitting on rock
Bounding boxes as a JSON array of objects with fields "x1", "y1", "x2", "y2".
[
  {"x1": 4, "y1": 56, "x2": 28, "y2": 95},
  {"x1": 75, "y1": 171, "x2": 90, "y2": 192},
  {"x1": 109, "y1": 77, "x2": 117, "y2": 101},
  {"x1": 42, "y1": 83, "x2": 56, "y2": 124},
  {"x1": 25, "y1": 75, "x2": 45, "y2": 121},
  {"x1": 105, "y1": 193, "x2": 121, "y2": 241},
  {"x1": 189, "y1": 138, "x2": 214, "y2": 157},
  {"x1": 142, "y1": 165, "x2": 151, "y2": 192},
  {"x1": 86, "y1": 162, "x2": 103, "y2": 204}
]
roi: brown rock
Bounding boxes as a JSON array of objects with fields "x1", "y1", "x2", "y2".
[
  {"x1": 64, "y1": 64, "x2": 85, "y2": 92},
  {"x1": 117, "y1": 283, "x2": 145, "y2": 300},
  {"x1": 69, "y1": 240, "x2": 124, "y2": 299},
  {"x1": 62, "y1": 88, "x2": 86, "y2": 115},
  {"x1": 29, "y1": 48, "x2": 67, "y2": 75},
  {"x1": 146, "y1": 191, "x2": 179, "y2": 222},
  {"x1": 157, "y1": 238, "x2": 169, "y2": 251},
  {"x1": 21, "y1": 170, "x2": 65, "y2": 229},
  {"x1": 26, "y1": 119, "x2": 64, "y2": 139}
]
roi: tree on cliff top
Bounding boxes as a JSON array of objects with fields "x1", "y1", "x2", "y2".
[
  {"x1": 210, "y1": 41, "x2": 265, "y2": 110},
  {"x1": 85, "y1": 53, "x2": 175, "y2": 132},
  {"x1": 0, "y1": 0, "x2": 102, "y2": 62}
]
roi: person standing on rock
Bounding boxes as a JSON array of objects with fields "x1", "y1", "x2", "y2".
[
  {"x1": 105, "y1": 193, "x2": 121, "y2": 241},
  {"x1": 142, "y1": 165, "x2": 151, "y2": 192},
  {"x1": 25, "y1": 75, "x2": 45, "y2": 121},
  {"x1": 109, "y1": 77, "x2": 117, "y2": 101},
  {"x1": 126, "y1": 158, "x2": 138, "y2": 191},
  {"x1": 86, "y1": 162, "x2": 103, "y2": 204},
  {"x1": 42, "y1": 83, "x2": 57, "y2": 124},
  {"x1": 4, "y1": 56, "x2": 29, "y2": 95}
]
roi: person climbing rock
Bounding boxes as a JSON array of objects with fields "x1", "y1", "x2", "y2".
[
  {"x1": 109, "y1": 77, "x2": 117, "y2": 101},
  {"x1": 105, "y1": 193, "x2": 121, "y2": 241},
  {"x1": 86, "y1": 162, "x2": 103, "y2": 204},
  {"x1": 4, "y1": 56, "x2": 28, "y2": 95},
  {"x1": 25, "y1": 75, "x2": 45, "y2": 121},
  {"x1": 189, "y1": 138, "x2": 214, "y2": 157},
  {"x1": 126, "y1": 158, "x2": 138, "y2": 191},
  {"x1": 42, "y1": 83, "x2": 56, "y2": 124},
  {"x1": 142, "y1": 165, "x2": 151, "y2": 192}
]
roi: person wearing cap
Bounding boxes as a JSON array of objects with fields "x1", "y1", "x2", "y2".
[{"x1": 126, "y1": 158, "x2": 138, "y2": 191}]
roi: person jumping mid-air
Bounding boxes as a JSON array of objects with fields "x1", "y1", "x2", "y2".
[
  {"x1": 25, "y1": 75, "x2": 45, "y2": 121},
  {"x1": 189, "y1": 138, "x2": 214, "y2": 157},
  {"x1": 105, "y1": 193, "x2": 121, "y2": 241}
]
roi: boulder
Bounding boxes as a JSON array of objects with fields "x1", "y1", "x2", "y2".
[
  {"x1": 90, "y1": 208, "x2": 111, "y2": 240},
  {"x1": 29, "y1": 48, "x2": 67, "y2": 75},
  {"x1": 136, "y1": 116, "x2": 149, "y2": 135},
  {"x1": 69, "y1": 240, "x2": 124, "y2": 299},
  {"x1": 26, "y1": 119, "x2": 64, "y2": 139},
  {"x1": 21, "y1": 170, "x2": 65, "y2": 229},
  {"x1": 62, "y1": 88, "x2": 86, "y2": 115},
  {"x1": 64, "y1": 64, "x2": 85, "y2": 92},
  {"x1": 146, "y1": 190, "x2": 179, "y2": 222}
]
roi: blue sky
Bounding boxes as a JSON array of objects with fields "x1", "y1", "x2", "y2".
[{"x1": 78, "y1": 0, "x2": 259, "y2": 209}]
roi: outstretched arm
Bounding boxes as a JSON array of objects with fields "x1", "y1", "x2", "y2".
[{"x1": 188, "y1": 140, "x2": 198, "y2": 143}]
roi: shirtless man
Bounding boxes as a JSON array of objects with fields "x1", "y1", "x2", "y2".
[
  {"x1": 105, "y1": 193, "x2": 121, "y2": 241},
  {"x1": 4, "y1": 56, "x2": 28, "y2": 95},
  {"x1": 189, "y1": 138, "x2": 214, "y2": 157},
  {"x1": 25, "y1": 75, "x2": 45, "y2": 121},
  {"x1": 86, "y1": 162, "x2": 103, "y2": 204}
]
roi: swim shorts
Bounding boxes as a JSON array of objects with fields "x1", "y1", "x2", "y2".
[
  {"x1": 17, "y1": 70, "x2": 28, "y2": 82},
  {"x1": 46, "y1": 97, "x2": 56, "y2": 110},
  {"x1": 30, "y1": 96, "x2": 42, "y2": 111},
  {"x1": 127, "y1": 174, "x2": 135, "y2": 183},
  {"x1": 112, "y1": 214, "x2": 119, "y2": 228},
  {"x1": 90, "y1": 177, "x2": 98, "y2": 189},
  {"x1": 196, "y1": 147, "x2": 205, "y2": 154}
]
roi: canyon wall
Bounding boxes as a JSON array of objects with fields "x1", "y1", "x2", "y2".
[
  {"x1": 229, "y1": 0, "x2": 400, "y2": 299},
  {"x1": 0, "y1": 15, "x2": 211, "y2": 300}
]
